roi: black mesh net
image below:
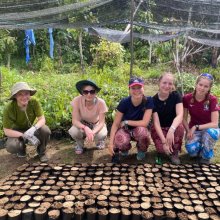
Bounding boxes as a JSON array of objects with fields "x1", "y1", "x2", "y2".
[{"x1": 1, "y1": 0, "x2": 220, "y2": 47}]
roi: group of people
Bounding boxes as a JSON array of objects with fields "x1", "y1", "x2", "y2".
[{"x1": 2, "y1": 72, "x2": 220, "y2": 164}]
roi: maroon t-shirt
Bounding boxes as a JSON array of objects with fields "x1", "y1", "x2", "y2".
[{"x1": 183, "y1": 93, "x2": 219, "y2": 128}]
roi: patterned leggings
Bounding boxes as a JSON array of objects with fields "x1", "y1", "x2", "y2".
[
  {"x1": 151, "y1": 125, "x2": 184, "y2": 155},
  {"x1": 114, "y1": 127, "x2": 150, "y2": 152},
  {"x1": 185, "y1": 128, "x2": 220, "y2": 159}
]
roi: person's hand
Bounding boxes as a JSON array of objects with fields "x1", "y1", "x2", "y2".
[
  {"x1": 187, "y1": 126, "x2": 196, "y2": 140},
  {"x1": 84, "y1": 126, "x2": 94, "y2": 142},
  {"x1": 162, "y1": 142, "x2": 173, "y2": 155},
  {"x1": 108, "y1": 144, "x2": 115, "y2": 156},
  {"x1": 23, "y1": 133, "x2": 40, "y2": 147},
  {"x1": 24, "y1": 126, "x2": 37, "y2": 137},
  {"x1": 166, "y1": 129, "x2": 174, "y2": 147},
  {"x1": 120, "y1": 120, "x2": 128, "y2": 129}
]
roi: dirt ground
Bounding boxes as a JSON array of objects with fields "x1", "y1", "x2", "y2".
[{"x1": 0, "y1": 137, "x2": 219, "y2": 181}]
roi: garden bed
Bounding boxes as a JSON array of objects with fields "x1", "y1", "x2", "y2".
[{"x1": 0, "y1": 162, "x2": 220, "y2": 220}]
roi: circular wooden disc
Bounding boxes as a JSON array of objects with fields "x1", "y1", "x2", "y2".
[
  {"x1": 28, "y1": 202, "x2": 40, "y2": 208},
  {"x1": 194, "y1": 205, "x2": 205, "y2": 213},
  {"x1": 20, "y1": 195, "x2": 31, "y2": 202},
  {"x1": 48, "y1": 209, "x2": 60, "y2": 218},
  {"x1": 0, "y1": 209, "x2": 8, "y2": 217},
  {"x1": 198, "y1": 213, "x2": 210, "y2": 220},
  {"x1": 8, "y1": 210, "x2": 21, "y2": 217},
  {"x1": 141, "y1": 202, "x2": 151, "y2": 210}
]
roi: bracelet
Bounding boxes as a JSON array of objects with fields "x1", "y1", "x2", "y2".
[{"x1": 170, "y1": 125, "x2": 176, "y2": 132}]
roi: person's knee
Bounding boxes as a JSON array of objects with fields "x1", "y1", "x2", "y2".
[
  {"x1": 206, "y1": 128, "x2": 220, "y2": 141},
  {"x1": 5, "y1": 138, "x2": 25, "y2": 154},
  {"x1": 39, "y1": 125, "x2": 51, "y2": 136},
  {"x1": 68, "y1": 126, "x2": 82, "y2": 139},
  {"x1": 96, "y1": 127, "x2": 108, "y2": 140},
  {"x1": 133, "y1": 127, "x2": 148, "y2": 137},
  {"x1": 185, "y1": 141, "x2": 201, "y2": 156}
]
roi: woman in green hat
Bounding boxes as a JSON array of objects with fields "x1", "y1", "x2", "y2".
[{"x1": 3, "y1": 82, "x2": 51, "y2": 162}]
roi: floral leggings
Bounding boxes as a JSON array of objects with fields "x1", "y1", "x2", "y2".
[
  {"x1": 185, "y1": 128, "x2": 220, "y2": 159},
  {"x1": 114, "y1": 127, "x2": 150, "y2": 152},
  {"x1": 151, "y1": 125, "x2": 184, "y2": 155}
]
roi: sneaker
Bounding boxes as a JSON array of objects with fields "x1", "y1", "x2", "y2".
[
  {"x1": 155, "y1": 153, "x2": 163, "y2": 165},
  {"x1": 171, "y1": 154, "x2": 180, "y2": 165},
  {"x1": 199, "y1": 157, "x2": 210, "y2": 164},
  {"x1": 96, "y1": 140, "x2": 105, "y2": 149},
  {"x1": 136, "y1": 151, "x2": 145, "y2": 161},
  {"x1": 75, "y1": 145, "x2": 83, "y2": 154},
  {"x1": 121, "y1": 151, "x2": 129, "y2": 157},
  {"x1": 40, "y1": 154, "x2": 48, "y2": 162},
  {"x1": 17, "y1": 152, "x2": 27, "y2": 158}
]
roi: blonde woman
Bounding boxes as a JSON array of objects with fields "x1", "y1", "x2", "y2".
[
  {"x1": 183, "y1": 73, "x2": 220, "y2": 164},
  {"x1": 151, "y1": 73, "x2": 184, "y2": 164}
]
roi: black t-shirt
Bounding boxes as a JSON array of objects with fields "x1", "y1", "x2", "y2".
[{"x1": 153, "y1": 91, "x2": 182, "y2": 127}]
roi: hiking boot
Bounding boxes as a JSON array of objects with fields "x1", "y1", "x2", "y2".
[
  {"x1": 40, "y1": 154, "x2": 48, "y2": 162},
  {"x1": 171, "y1": 154, "x2": 180, "y2": 165},
  {"x1": 199, "y1": 157, "x2": 210, "y2": 164},
  {"x1": 75, "y1": 145, "x2": 83, "y2": 154},
  {"x1": 136, "y1": 151, "x2": 145, "y2": 161},
  {"x1": 96, "y1": 140, "x2": 105, "y2": 149}
]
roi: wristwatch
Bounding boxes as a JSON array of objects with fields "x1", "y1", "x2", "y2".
[
  {"x1": 195, "y1": 125, "x2": 199, "y2": 131},
  {"x1": 124, "y1": 120, "x2": 128, "y2": 125}
]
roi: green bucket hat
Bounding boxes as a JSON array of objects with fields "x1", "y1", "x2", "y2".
[{"x1": 9, "y1": 82, "x2": 37, "y2": 100}]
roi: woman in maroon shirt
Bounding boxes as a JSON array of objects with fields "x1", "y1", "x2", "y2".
[{"x1": 183, "y1": 73, "x2": 220, "y2": 164}]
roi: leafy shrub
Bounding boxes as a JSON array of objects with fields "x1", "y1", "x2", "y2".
[
  {"x1": 176, "y1": 72, "x2": 196, "y2": 94},
  {"x1": 201, "y1": 67, "x2": 220, "y2": 82},
  {"x1": 0, "y1": 67, "x2": 128, "y2": 138},
  {"x1": 90, "y1": 40, "x2": 125, "y2": 69}
]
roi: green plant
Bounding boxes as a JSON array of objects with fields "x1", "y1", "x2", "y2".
[
  {"x1": 90, "y1": 40, "x2": 125, "y2": 69},
  {"x1": 201, "y1": 67, "x2": 220, "y2": 82}
]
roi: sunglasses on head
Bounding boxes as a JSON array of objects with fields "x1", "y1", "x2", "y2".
[
  {"x1": 82, "y1": 89, "x2": 96, "y2": 95},
  {"x1": 200, "y1": 73, "x2": 214, "y2": 81}
]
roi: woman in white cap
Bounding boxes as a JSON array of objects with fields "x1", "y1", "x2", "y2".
[
  {"x1": 3, "y1": 82, "x2": 51, "y2": 162},
  {"x1": 68, "y1": 79, "x2": 108, "y2": 154}
]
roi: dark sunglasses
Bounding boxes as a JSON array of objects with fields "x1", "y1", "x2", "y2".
[
  {"x1": 82, "y1": 89, "x2": 96, "y2": 95},
  {"x1": 200, "y1": 73, "x2": 214, "y2": 81}
]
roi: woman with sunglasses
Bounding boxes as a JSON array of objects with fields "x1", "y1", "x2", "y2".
[
  {"x1": 68, "y1": 80, "x2": 108, "y2": 154},
  {"x1": 109, "y1": 77, "x2": 153, "y2": 162},
  {"x1": 183, "y1": 73, "x2": 220, "y2": 164}
]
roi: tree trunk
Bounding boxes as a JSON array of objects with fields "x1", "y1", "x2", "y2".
[
  {"x1": 148, "y1": 41, "x2": 152, "y2": 64},
  {"x1": 211, "y1": 47, "x2": 219, "y2": 68},
  {"x1": 7, "y1": 53, "x2": 10, "y2": 69},
  {"x1": 57, "y1": 42, "x2": 63, "y2": 66},
  {"x1": 79, "y1": 30, "x2": 85, "y2": 74}
]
